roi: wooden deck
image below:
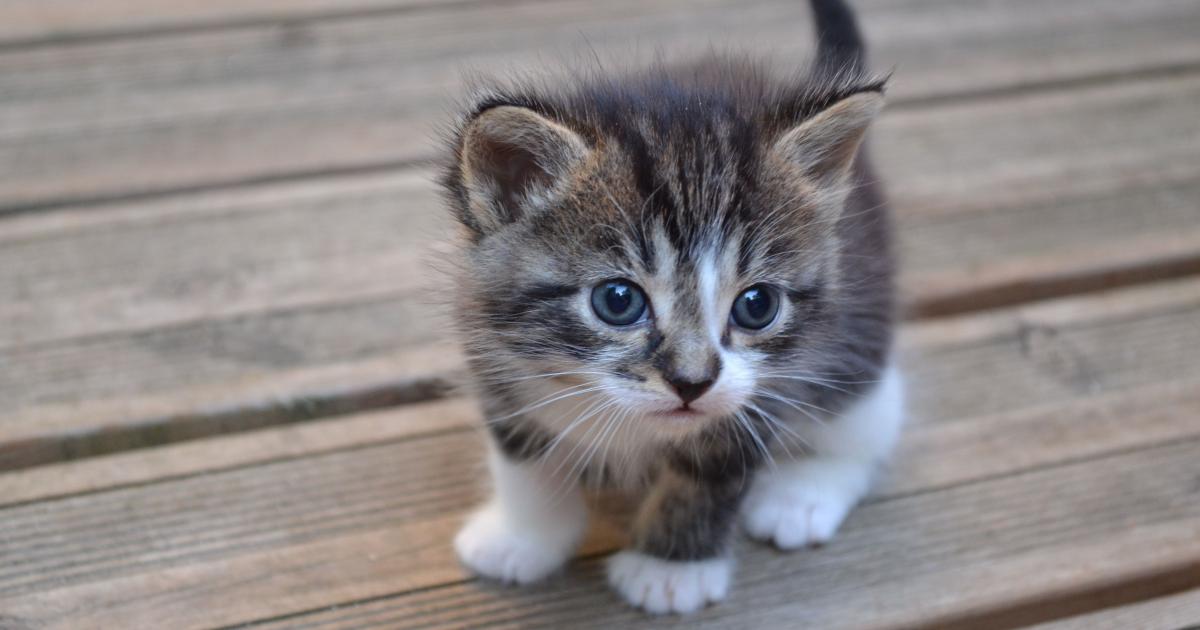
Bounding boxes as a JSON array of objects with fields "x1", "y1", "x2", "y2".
[{"x1": 1, "y1": 1, "x2": 1199, "y2": 627}]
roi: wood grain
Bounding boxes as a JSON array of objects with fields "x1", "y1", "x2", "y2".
[
  {"x1": 0, "y1": 0, "x2": 466, "y2": 46},
  {"x1": 1, "y1": 0, "x2": 1197, "y2": 209},
  {"x1": 1029, "y1": 588, "x2": 1200, "y2": 630},
  {"x1": 0, "y1": 170, "x2": 450, "y2": 350},
  {"x1": 0, "y1": 340, "x2": 465, "y2": 471}
]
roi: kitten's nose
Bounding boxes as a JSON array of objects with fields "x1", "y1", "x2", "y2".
[{"x1": 666, "y1": 376, "x2": 716, "y2": 405}]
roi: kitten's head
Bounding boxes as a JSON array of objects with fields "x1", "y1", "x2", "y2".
[{"x1": 442, "y1": 62, "x2": 885, "y2": 440}]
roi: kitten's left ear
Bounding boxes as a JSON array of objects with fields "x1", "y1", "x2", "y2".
[
  {"x1": 456, "y1": 105, "x2": 590, "y2": 236},
  {"x1": 773, "y1": 91, "x2": 884, "y2": 185}
]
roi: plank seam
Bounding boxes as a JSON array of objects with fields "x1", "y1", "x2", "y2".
[
  {"x1": 0, "y1": 158, "x2": 434, "y2": 219},
  {"x1": 0, "y1": 418, "x2": 475, "y2": 511},
  {"x1": 0, "y1": 372, "x2": 462, "y2": 474}
]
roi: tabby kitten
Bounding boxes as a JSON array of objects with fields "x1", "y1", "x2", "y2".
[{"x1": 442, "y1": 0, "x2": 904, "y2": 614}]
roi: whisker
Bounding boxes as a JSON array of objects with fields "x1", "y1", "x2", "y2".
[
  {"x1": 486, "y1": 383, "x2": 614, "y2": 424},
  {"x1": 759, "y1": 374, "x2": 857, "y2": 395},
  {"x1": 744, "y1": 400, "x2": 810, "y2": 454},
  {"x1": 476, "y1": 369, "x2": 613, "y2": 384},
  {"x1": 740, "y1": 407, "x2": 793, "y2": 462},
  {"x1": 536, "y1": 396, "x2": 616, "y2": 465},
  {"x1": 755, "y1": 390, "x2": 831, "y2": 426},
  {"x1": 732, "y1": 409, "x2": 775, "y2": 469}
]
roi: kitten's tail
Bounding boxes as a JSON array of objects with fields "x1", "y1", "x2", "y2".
[{"x1": 808, "y1": 0, "x2": 867, "y2": 74}]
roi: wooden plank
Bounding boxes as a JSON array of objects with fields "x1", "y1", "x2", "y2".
[
  {"x1": 2, "y1": 415, "x2": 1197, "y2": 628},
  {"x1": 0, "y1": 0, "x2": 464, "y2": 46},
  {"x1": 1, "y1": 278, "x2": 1199, "y2": 627},
  {"x1": 0, "y1": 170, "x2": 448, "y2": 350},
  {"x1": 2, "y1": 69, "x2": 1197, "y2": 468},
  {"x1": 899, "y1": 174, "x2": 1200, "y2": 317},
  {"x1": 0, "y1": 396, "x2": 478, "y2": 507},
  {"x1": 0, "y1": 338, "x2": 464, "y2": 471},
  {"x1": 876, "y1": 74, "x2": 1200, "y2": 217},
  {"x1": 1028, "y1": 588, "x2": 1200, "y2": 630},
  {"x1": 1, "y1": 0, "x2": 1197, "y2": 209}
]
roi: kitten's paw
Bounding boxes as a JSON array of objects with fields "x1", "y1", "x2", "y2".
[
  {"x1": 454, "y1": 504, "x2": 573, "y2": 584},
  {"x1": 741, "y1": 459, "x2": 868, "y2": 549},
  {"x1": 606, "y1": 550, "x2": 732, "y2": 614}
]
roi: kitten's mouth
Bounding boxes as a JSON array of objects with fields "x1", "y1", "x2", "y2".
[{"x1": 651, "y1": 406, "x2": 703, "y2": 420}]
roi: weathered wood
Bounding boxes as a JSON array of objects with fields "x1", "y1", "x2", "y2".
[
  {"x1": 0, "y1": 0, "x2": 464, "y2": 46},
  {"x1": 0, "y1": 170, "x2": 448, "y2": 350},
  {"x1": 899, "y1": 173, "x2": 1200, "y2": 317},
  {"x1": 876, "y1": 73, "x2": 1200, "y2": 218},
  {"x1": 0, "y1": 340, "x2": 464, "y2": 471},
  {"x1": 0, "y1": 395, "x2": 478, "y2": 507},
  {"x1": 883, "y1": 374, "x2": 1200, "y2": 498},
  {"x1": 1029, "y1": 588, "x2": 1200, "y2": 630},
  {"x1": 1, "y1": 0, "x2": 1197, "y2": 209},
  {"x1": 1, "y1": 279, "x2": 1199, "y2": 627}
]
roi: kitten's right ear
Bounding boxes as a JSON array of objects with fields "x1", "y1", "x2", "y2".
[{"x1": 456, "y1": 105, "x2": 590, "y2": 235}]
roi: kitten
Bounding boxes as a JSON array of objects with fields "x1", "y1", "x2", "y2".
[{"x1": 441, "y1": 0, "x2": 904, "y2": 614}]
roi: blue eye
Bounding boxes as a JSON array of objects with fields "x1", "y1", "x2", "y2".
[
  {"x1": 731, "y1": 284, "x2": 779, "y2": 330},
  {"x1": 591, "y1": 280, "x2": 648, "y2": 326}
]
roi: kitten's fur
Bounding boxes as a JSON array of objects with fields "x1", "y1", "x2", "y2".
[{"x1": 442, "y1": 0, "x2": 904, "y2": 614}]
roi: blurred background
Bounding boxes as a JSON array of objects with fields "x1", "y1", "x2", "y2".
[{"x1": 1, "y1": 1, "x2": 1199, "y2": 628}]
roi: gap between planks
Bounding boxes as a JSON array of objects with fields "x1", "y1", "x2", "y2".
[{"x1": 1027, "y1": 588, "x2": 1200, "y2": 630}]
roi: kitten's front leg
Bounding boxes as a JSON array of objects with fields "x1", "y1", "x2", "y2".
[
  {"x1": 607, "y1": 462, "x2": 747, "y2": 614},
  {"x1": 454, "y1": 444, "x2": 588, "y2": 584},
  {"x1": 741, "y1": 365, "x2": 905, "y2": 548}
]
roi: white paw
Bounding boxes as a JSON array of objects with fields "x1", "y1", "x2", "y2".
[
  {"x1": 606, "y1": 550, "x2": 732, "y2": 614},
  {"x1": 741, "y1": 458, "x2": 869, "y2": 549},
  {"x1": 454, "y1": 504, "x2": 574, "y2": 584}
]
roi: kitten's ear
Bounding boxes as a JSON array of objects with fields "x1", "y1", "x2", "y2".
[
  {"x1": 773, "y1": 91, "x2": 884, "y2": 185},
  {"x1": 457, "y1": 105, "x2": 589, "y2": 234}
]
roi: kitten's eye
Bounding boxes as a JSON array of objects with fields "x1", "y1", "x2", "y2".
[
  {"x1": 591, "y1": 280, "x2": 648, "y2": 326},
  {"x1": 731, "y1": 284, "x2": 779, "y2": 330}
]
